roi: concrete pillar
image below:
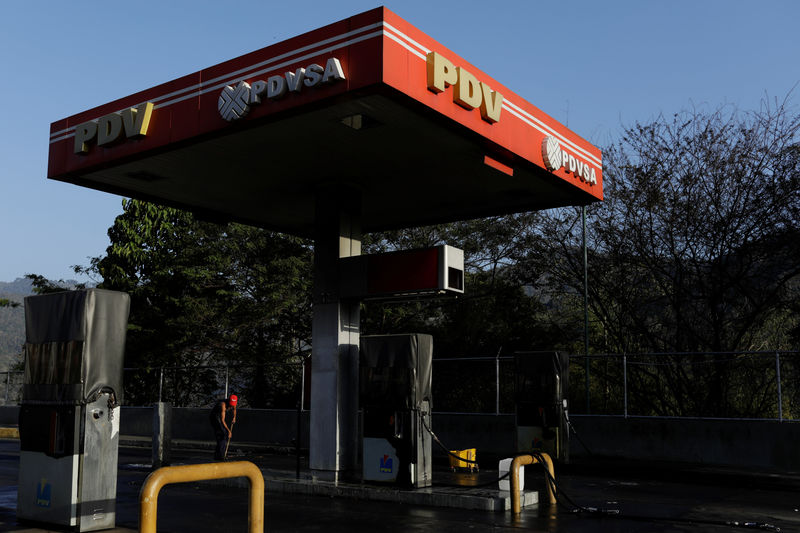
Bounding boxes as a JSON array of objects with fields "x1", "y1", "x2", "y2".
[
  {"x1": 152, "y1": 402, "x2": 172, "y2": 468},
  {"x1": 310, "y1": 189, "x2": 361, "y2": 482}
]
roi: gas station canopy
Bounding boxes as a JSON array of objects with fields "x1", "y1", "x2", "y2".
[
  {"x1": 47, "y1": 7, "x2": 602, "y2": 236},
  {"x1": 45, "y1": 6, "x2": 605, "y2": 482}
]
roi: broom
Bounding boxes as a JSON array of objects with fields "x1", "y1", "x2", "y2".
[{"x1": 223, "y1": 418, "x2": 236, "y2": 459}]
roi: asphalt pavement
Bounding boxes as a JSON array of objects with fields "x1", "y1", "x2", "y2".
[{"x1": 0, "y1": 438, "x2": 799, "y2": 532}]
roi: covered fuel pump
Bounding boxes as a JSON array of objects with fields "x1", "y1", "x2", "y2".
[
  {"x1": 514, "y1": 351, "x2": 569, "y2": 462},
  {"x1": 360, "y1": 334, "x2": 432, "y2": 488},
  {"x1": 17, "y1": 289, "x2": 130, "y2": 531}
]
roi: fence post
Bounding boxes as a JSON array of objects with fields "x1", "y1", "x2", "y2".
[
  {"x1": 300, "y1": 358, "x2": 306, "y2": 411},
  {"x1": 495, "y1": 352, "x2": 500, "y2": 415},
  {"x1": 297, "y1": 362, "x2": 304, "y2": 480},
  {"x1": 623, "y1": 355, "x2": 628, "y2": 418},
  {"x1": 582, "y1": 205, "x2": 590, "y2": 415},
  {"x1": 158, "y1": 367, "x2": 164, "y2": 403},
  {"x1": 224, "y1": 366, "x2": 229, "y2": 399},
  {"x1": 776, "y1": 352, "x2": 783, "y2": 422}
]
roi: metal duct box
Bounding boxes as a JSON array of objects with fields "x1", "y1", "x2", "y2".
[{"x1": 340, "y1": 245, "x2": 464, "y2": 300}]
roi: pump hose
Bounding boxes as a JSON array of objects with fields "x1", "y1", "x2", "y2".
[
  {"x1": 422, "y1": 413, "x2": 780, "y2": 530},
  {"x1": 422, "y1": 410, "x2": 781, "y2": 531},
  {"x1": 563, "y1": 410, "x2": 592, "y2": 455},
  {"x1": 420, "y1": 413, "x2": 520, "y2": 489},
  {"x1": 419, "y1": 413, "x2": 479, "y2": 465}
]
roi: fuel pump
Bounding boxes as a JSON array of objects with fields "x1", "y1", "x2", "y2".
[
  {"x1": 514, "y1": 351, "x2": 569, "y2": 463},
  {"x1": 17, "y1": 289, "x2": 130, "y2": 531},
  {"x1": 360, "y1": 334, "x2": 432, "y2": 488}
]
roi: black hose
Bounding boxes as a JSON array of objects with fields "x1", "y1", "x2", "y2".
[
  {"x1": 423, "y1": 416, "x2": 780, "y2": 531},
  {"x1": 420, "y1": 412, "x2": 524, "y2": 490},
  {"x1": 563, "y1": 409, "x2": 592, "y2": 456},
  {"x1": 420, "y1": 414, "x2": 479, "y2": 465}
]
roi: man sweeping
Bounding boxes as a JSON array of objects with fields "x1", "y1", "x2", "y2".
[{"x1": 209, "y1": 394, "x2": 238, "y2": 460}]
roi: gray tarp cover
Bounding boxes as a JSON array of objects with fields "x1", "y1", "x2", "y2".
[
  {"x1": 360, "y1": 334, "x2": 432, "y2": 410},
  {"x1": 23, "y1": 289, "x2": 130, "y2": 404}
]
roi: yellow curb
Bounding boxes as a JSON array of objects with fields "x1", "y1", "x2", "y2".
[{"x1": 0, "y1": 427, "x2": 19, "y2": 438}]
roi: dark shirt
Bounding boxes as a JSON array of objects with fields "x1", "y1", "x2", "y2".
[{"x1": 209, "y1": 399, "x2": 233, "y2": 425}]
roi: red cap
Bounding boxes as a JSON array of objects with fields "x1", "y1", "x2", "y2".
[{"x1": 229, "y1": 394, "x2": 238, "y2": 406}]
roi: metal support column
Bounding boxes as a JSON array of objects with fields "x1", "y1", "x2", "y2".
[{"x1": 309, "y1": 188, "x2": 361, "y2": 482}]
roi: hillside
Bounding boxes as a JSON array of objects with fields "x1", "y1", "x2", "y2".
[
  {"x1": 0, "y1": 278, "x2": 30, "y2": 371},
  {"x1": 0, "y1": 278, "x2": 34, "y2": 296}
]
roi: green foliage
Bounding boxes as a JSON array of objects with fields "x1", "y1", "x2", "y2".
[
  {"x1": 362, "y1": 214, "x2": 571, "y2": 357},
  {"x1": 78, "y1": 198, "x2": 312, "y2": 406},
  {"x1": 25, "y1": 274, "x2": 85, "y2": 295},
  {"x1": 519, "y1": 101, "x2": 800, "y2": 355},
  {"x1": 528, "y1": 100, "x2": 800, "y2": 417}
]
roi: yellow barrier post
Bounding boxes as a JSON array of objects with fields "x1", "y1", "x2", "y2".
[
  {"x1": 0, "y1": 427, "x2": 19, "y2": 439},
  {"x1": 510, "y1": 453, "x2": 555, "y2": 514},
  {"x1": 139, "y1": 460, "x2": 264, "y2": 533}
]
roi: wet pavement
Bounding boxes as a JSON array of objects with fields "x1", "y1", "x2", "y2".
[{"x1": 0, "y1": 438, "x2": 799, "y2": 532}]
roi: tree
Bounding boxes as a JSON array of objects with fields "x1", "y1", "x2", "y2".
[
  {"x1": 526, "y1": 99, "x2": 800, "y2": 355},
  {"x1": 363, "y1": 213, "x2": 568, "y2": 355},
  {"x1": 25, "y1": 274, "x2": 85, "y2": 295},
  {"x1": 217, "y1": 223, "x2": 312, "y2": 408},
  {"x1": 517, "y1": 99, "x2": 800, "y2": 416},
  {"x1": 80, "y1": 199, "x2": 313, "y2": 407},
  {"x1": 361, "y1": 215, "x2": 574, "y2": 412}
]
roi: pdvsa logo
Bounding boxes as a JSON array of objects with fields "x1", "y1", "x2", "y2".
[
  {"x1": 218, "y1": 83, "x2": 252, "y2": 122},
  {"x1": 379, "y1": 454, "x2": 393, "y2": 473},
  {"x1": 542, "y1": 136, "x2": 597, "y2": 185},
  {"x1": 218, "y1": 57, "x2": 346, "y2": 122}
]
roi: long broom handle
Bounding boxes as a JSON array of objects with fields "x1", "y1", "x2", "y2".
[{"x1": 223, "y1": 420, "x2": 235, "y2": 459}]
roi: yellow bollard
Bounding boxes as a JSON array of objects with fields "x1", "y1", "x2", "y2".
[
  {"x1": 510, "y1": 453, "x2": 556, "y2": 514},
  {"x1": 139, "y1": 460, "x2": 264, "y2": 533}
]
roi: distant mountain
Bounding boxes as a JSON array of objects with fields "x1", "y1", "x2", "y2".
[
  {"x1": 0, "y1": 277, "x2": 34, "y2": 297},
  {"x1": 0, "y1": 278, "x2": 30, "y2": 371},
  {"x1": 0, "y1": 277, "x2": 83, "y2": 297}
]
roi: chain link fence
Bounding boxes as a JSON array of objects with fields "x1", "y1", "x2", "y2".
[
  {"x1": 571, "y1": 351, "x2": 800, "y2": 419},
  {"x1": 121, "y1": 362, "x2": 307, "y2": 410},
  {"x1": 3, "y1": 352, "x2": 799, "y2": 419}
]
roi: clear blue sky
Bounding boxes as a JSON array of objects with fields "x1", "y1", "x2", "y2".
[{"x1": 1, "y1": 1, "x2": 798, "y2": 282}]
